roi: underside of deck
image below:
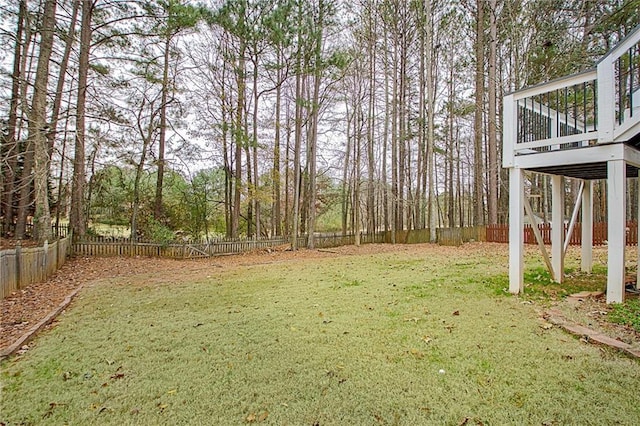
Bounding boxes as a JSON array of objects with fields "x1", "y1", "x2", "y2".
[
  {"x1": 526, "y1": 137, "x2": 640, "y2": 180},
  {"x1": 530, "y1": 161, "x2": 639, "y2": 180}
]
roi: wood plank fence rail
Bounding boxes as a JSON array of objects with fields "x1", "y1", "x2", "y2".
[
  {"x1": 486, "y1": 221, "x2": 639, "y2": 245},
  {"x1": 1, "y1": 236, "x2": 72, "y2": 299}
]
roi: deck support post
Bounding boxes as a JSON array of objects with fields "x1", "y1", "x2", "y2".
[
  {"x1": 597, "y1": 59, "x2": 615, "y2": 143},
  {"x1": 637, "y1": 173, "x2": 640, "y2": 290},
  {"x1": 607, "y1": 160, "x2": 626, "y2": 303},
  {"x1": 551, "y1": 175, "x2": 565, "y2": 283},
  {"x1": 509, "y1": 167, "x2": 524, "y2": 294},
  {"x1": 581, "y1": 180, "x2": 593, "y2": 273}
]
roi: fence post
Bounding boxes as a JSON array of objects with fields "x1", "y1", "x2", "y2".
[
  {"x1": 55, "y1": 238, "x2": 60, "y2": 269},
  {"x1": 43, "y1": 240, "x2": 48, "y2": 276},
  {"x1": 15, "y1": 241, "x2": 22, "y2": 290}
]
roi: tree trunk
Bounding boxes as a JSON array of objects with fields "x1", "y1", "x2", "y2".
[
  {"x1": 232, "y1": 34, "x2": 246, "y2": 239},
  {"x1": 154, "y1": 35, "x2": 171, "y2": 221},
  {"x1": 354, "y1": 103, "x2": 362, "y2": 246},
  {"x1": 382, "y1": 20, "x2": 390, "y2": 237},
  {"x1": 245, "y1": 113, "x2": 253, "y2": 237},
  {"x1": 473, "y1": 0, "x2": 485, "y2": 226},
  {"x1": 70, "y1": 0, "x2": 93, "y2": 239},
  {"x1": 13, "y1": 1, "x2": 35, "y2": 240},
  {"x1": 307, "y1": 1, "x2": 324, "y2": 249},
  {"x1": 131, "y1": 133, "x2": 152, "y2": 242},
  {"x1": 2, "y1": 0, "x2": 28, "y2": 236},
  {"x1": 30, "y1": 0, "x2": 57, "y2": 242},
  {"x1": 366, "y1": 3, "x2": 376, "y2": 235},
  {"x1": 291, "y1": 3, "x2": 304, "y2": 250},
  {"x1": 487, "y1": 0, "x2": 498, "y2": 225},
  {"x1": 417, "y1": 4, "x2": 426, "y2": 230},
  {"x1": 221, "y1": 64, "x2": 232, "y2": 237},
  {"x1": 447, "y1": 65, "x2": 455, "y2": 227},
  {"x1": 291, "y1": 72, "x2": 302, "y2": 249},
  {"x1": 342, "y1": 99, "x2": 352, "y2": 236},
  {"x1": 47, "y1": 0, "x2": 79, "y2": 157},
  {"x1": 391, "y1": 24, "x2": 398, "y2": 235},
  {"x1": 272, "y1": 49, "x2": 282, "y2": 236},
  {"x1": 284, "y1": 105, "x2": 291, "y2": 237},
  {"x1": 252, "y1": 50, "x2": 260, "y2": 238}
]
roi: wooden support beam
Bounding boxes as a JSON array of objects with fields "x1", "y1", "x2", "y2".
[
  {"x1": 509, "y1": 168, "x2": 524, "y2": 294},
  {"x1": 564, "y1": 181, "x2": 584, "y2": 255},
  {"x1": 524, "y1": 196, "x2": 554, "y2": 280},
  {"x1": 607, "y1": 160, "x2": 626, "y2": 303},
  {"x1": 551, "y1": 175, "x2": 565, "y2": 283}
]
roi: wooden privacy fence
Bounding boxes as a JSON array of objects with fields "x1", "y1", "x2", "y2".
[
  {"x1": 486, "y1": 221, "x2": 639, "y2": 245},
  {"x1": 436, "y1": 226, "x2": 487, "y2": 246},
  {"x1": 1, "y1": 236, "x2": 72, "y2": 299},
  {"x1": 380, "y1": 227, "x2": 485, "y2": 246}
]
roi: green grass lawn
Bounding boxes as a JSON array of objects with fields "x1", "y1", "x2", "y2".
[{"x1": 1, "y1": 244, "x2": 639, "y2": 425}]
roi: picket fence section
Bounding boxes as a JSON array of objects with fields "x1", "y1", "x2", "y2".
[
  {"x1": 72, "y1": 228, "x2": 490, "y2": 258},
  {"x1": 71, "y1": 227, "x2": 490, "y2": 259},
  {"x1": 72, "y1": 232, "x2": 388, "y2": 259},
  {"x1": 1, "y1": 236, "x2": 72, "y2": 299}
]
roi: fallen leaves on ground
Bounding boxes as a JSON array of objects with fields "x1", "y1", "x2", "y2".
[
  {"x1": 245, "y1": 411, "x2": 269, "y2": 423},
  {"x1": 3, "y1": 243, "x2": 638, "y2": 357}
]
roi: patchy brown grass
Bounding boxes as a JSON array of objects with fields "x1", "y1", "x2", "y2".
[{"x1": 2, "y1": 243, "x2": 640, "y2": 425}]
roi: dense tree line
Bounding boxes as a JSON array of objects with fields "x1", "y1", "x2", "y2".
[{"x1": 1, "y1": 0, "x2": 639, "y2": 244}]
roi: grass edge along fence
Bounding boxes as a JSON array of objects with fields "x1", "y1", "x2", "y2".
[{"x1": 1, "y1": 235, "x2": 72, "y2": 299}]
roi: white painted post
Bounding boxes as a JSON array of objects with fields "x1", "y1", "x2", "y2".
[
  {"x1": 637, "y1": 173, "x2": 640, "y2": 290},
  {"x1": 550, "y1": 113, "x2": 559, "y2": 151},
  {"x1": 509, "y1": 167, "x2": 524, "y2": 294},
  {"x1": 581, "y1": 180, "x2": 593, "y2": 273},
  {"x1": 607, "y1": 160, "x2": 626, "y2": 303},
  {"x1": 551, "y1": 175, "x2": 565, "y2": 283},
  {"x1": 502, "y1": 94, "x2": 516, "y2": 168},
  {"x1": 597, "y1": 59, "x2": 615, "y2": 143}
]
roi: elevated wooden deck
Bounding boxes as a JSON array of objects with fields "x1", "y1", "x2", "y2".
[
  {"x1": 504, "y1": 26, "x2": 640, "y2": 303},
  {"x1": 503, "y1": 25, "x2": 640, "y2": 179}
]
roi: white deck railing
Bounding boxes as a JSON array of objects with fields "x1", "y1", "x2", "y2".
[{"x1": 504, "y1": 26, "x2": 640, "y2": 168}]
